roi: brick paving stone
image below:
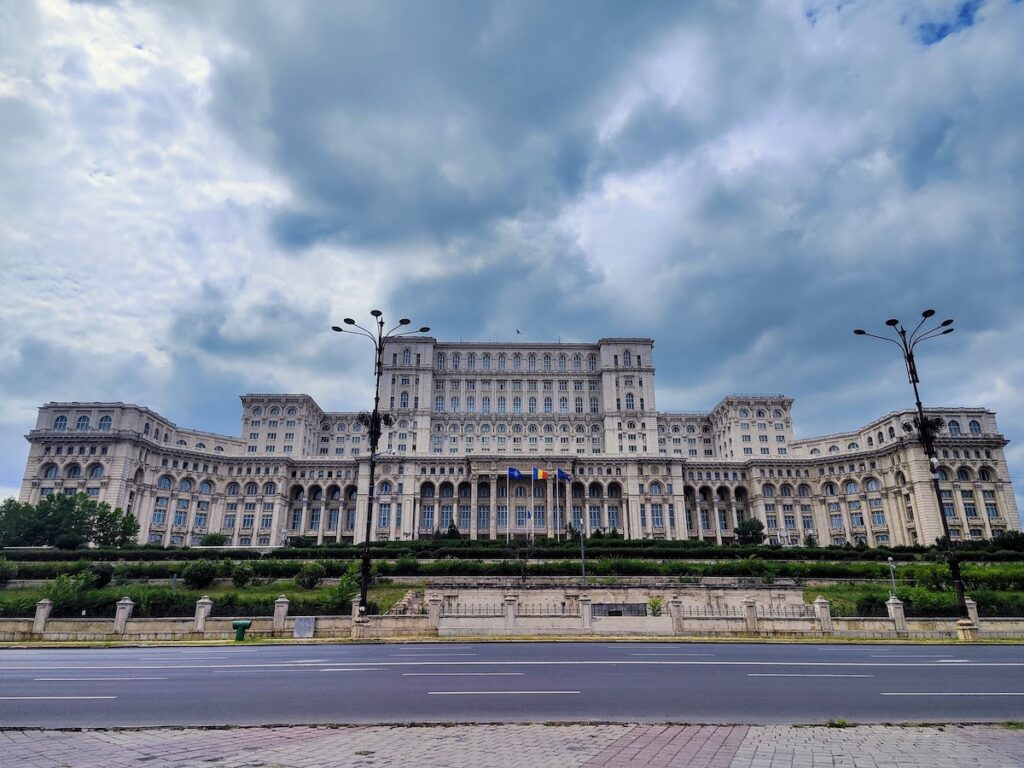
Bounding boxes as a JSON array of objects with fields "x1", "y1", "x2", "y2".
[{"x1": 0, "y1": 724, "x2": 1021, "y2": 767}]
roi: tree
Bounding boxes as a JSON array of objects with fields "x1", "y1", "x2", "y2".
[
  {"x1": 445, "y1": 521, "x2": 461, "y2": 539},
  {"x1": 295, "y1": 561, "x2": 327, "y2": 589},
  {"x1": 34, "y1": 494, "x2": 95, "y2": 547},
  {"x1": 0, "y1": 499, "x2": 37, "y2": 547},
  {"x1": 91, "y1": 503, "x2": 140, "y2": 548},
  {"x1": 734, "y1": 517, "x2": 766, "y2": 545},
  {"x1": 200, "y1": 532, "x2": 229, "y2": 547},
  {"x1": 182, "y1": 560, "x2": 218, "y2": 589},
  {"x1": 330, "y1": 561, "x2": 360, "y2": 609}
]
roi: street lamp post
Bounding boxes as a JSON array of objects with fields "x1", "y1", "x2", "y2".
[
  {"x1": 853, "y1": 310, "x2": 968, "y2": 619},
  {"x1": 887, "y1": 556, "x2": 897, "y2": 597},
  {"x1": 332, "y1": 311, "x2": 430, "y2": 613}
]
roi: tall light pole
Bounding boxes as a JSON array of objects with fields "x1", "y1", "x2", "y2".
[
  {"x1": 853, "y1": 309, "x2": 968, "y2": 619},
  {"x1": 332, "y1": 311, "x2": 430, "y2": 612}
]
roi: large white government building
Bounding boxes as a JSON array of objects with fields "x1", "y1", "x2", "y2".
[{"x1": 17, "y1": 337, "x2": 1020, "y2": 548}]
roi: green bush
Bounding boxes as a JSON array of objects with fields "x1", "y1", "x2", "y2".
[
  {"x1": 200, "y1": 532, "x2": 229, "y2": 546},
  {"x1": 181, "y1": 560, "x2": 218, "y2": 589},
  {"x1": 295, "y1": 561, "x2": 327, "y2": 589},
  {"x1": 90, "y1": 563, "x2": 114, "y2": 589},
  {"x1": 0, "y1": 557, "x2": 12, "y2": 588},
  {"x1": 45, "y1": 574, "x2": 90, "y2": 615},
  {"x1": 231, "y1": 563, "x2": 254, "y2": 588},
  {"x1": 53, "y1": 533, "x2": 87, "y2": 551}
]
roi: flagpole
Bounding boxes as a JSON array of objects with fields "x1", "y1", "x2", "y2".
[
  {"x1": 530, "y1": 471, "x2": 535, "y2": 543},
  {"x1": 505, "y1": 472, "x2": 510, "y2": 544}
]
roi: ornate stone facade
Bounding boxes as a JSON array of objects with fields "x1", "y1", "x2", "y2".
[{"x1": 17, "y1": 337, "x2": 1019, "y2": 547}]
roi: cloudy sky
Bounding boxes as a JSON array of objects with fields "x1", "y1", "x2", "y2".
[{"x1": 1, "y1": 0, "x2": 1022, "y2": 519}]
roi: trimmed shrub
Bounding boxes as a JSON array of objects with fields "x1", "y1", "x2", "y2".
[
  {"x1": 295, "y1": 561, "x2": 327, "y2": 590},
  {"x1": 200, "y1": 532, "x2": 228, "y2": 546},
  {"x1": 231, "y1": 563, "x2": 254, "y2": 588},
  {"x1": 90, "y1": 563, "x2": 114, "y2": 589},
  {"x1": 181, "y1": 560, "x2": 218, "y2": 589}
]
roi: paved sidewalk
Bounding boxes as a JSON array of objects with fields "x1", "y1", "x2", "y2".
[{"x1": 1, "y1": 724, "x2": 1021, "y2": 767}]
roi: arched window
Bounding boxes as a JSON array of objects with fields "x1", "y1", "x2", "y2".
[
  {"x1": 542, "y1": 353, "x2": 551, "y2": 371},
  {"x1": 558, "y1": 354, "x2": 566, "y2": 371},
  {"x1": 402, "y1": 348, "x2": 412, "y2": 366},
  {"x1": 956, "y1": 468, "x2": 971, "y2": 482},
  {"x1": 287, "y1": 406, "x2": 297, "y2": 416},
  {"x1": 762, "y1": 484, "x2": 775, "y2": 497},
  {"x1": 969, "y1": 420, "x2": 982, "y2": 435},
  {"x1": 948, "y1": 420, "x2": 961, "y2": 435},
  {"x1": 772, "y1": 409, "x2": 783, "y2": 418},
  {"x1": 810, "y1": 448, "x2": 821, "y2": 455},
  {"x1": 262, "y1": 482, "x2": 276, "y2": 495},
  {"x1": 844, "y1": 481, "x2": 858, "y2": 494},
  {"x1": 867, "y1": 436, "x2": 874, "y2": 446},
  {"x1": 245, "y1": 482, "x2": 259, "y2": 495},
  {"x1": 198, "y1": 480, "x2": 213, "y2": 494},
  {"x1": 979, "y1": 468, "x2": 992, "y2": 482},
  {"x1": 436, "y1": 352, "x2": 446, "y2": 371},
  {"x1": 935, "y1": 468, "x2": 949, "y2": 482},
  {"x1": 575, "y1": 397, "x2": 583, "y2": 414},
  {"x1": 400, "y1": 391, "x2": 409, "y2": 408},
  {"x1": 528, "y1": 397, "x2": 537, "y2": 414},
  {"x1": 865, "y1": 478, "x2": 880, "y2": 492},
  {"x1": 482, "y1": 353, "x2": 491, "y2": 371},
  {"x1": 756, "y1": 410, "x2": 766, "y2": 418},
  {"x1": 498, "y1": 353, "x2": 506, "y2": 371},
  {"x1": 421, "y1": 484, "x2": 435, "y2": 498},
  {"x1": 66, "y1": 464, "x2": 81, "y2": 479},
  {"x1": 43, "y1": 464, "x2": 58, "y2": 479},
  {"x1": 176, "y1": 439, "x2": 187, "y2": 446},
  {"x1": 798, "y1": 484, "x2": 811, "y2": 497},
  {"x1": 380, "y1": 480, "x2": 393, "y2": 495},
  {"x1": 76, "y1": 415, "x2": 90, "y2": 430},
  {"x1": 824, "y1": 483, "x2": 837, "y2": 496},
  {"x1": 467, "y1": 352, "x2": 476, "y2": 370},
  {"x1": 625, "y1": 393, "x2": 635, "y2": 409},
  {"x1": 513, "y1": 353, "x2": 521, "y2": 371},
  {"x1": 178, "y1": 478, "x2": 193, "y2": 492},
  {"x1": 828, "y1": 445, "x2": 839, "y2": 453},
  {"x1": 482, "y1": 396, "x2": 491, "y2": 414},
  {"x1": 337, "y1": 423, "x2": 347, "y2": 432},
  {"x1": 513, "y1": 396, "x2": 522, "y2": 414},
  {"x1": 98, "y1": 415, "x2": 112, "y2": 431},
  {"x1": 588, "y1": 354, "x2": 597, "y2": 372},
  {"x1": 88, "y1": 464, "x2": 104, "y2": 479},
  {"x1": 738, "y1": 409, "x2": 749, "y2": 418},
  {"x1": 226, "y1": 482, "x2": 240, "y2": 496},
  {"x1": 847, "y1": 442, "x2": 859, "y2": 450},
  {"x1": 497, "y1": 396, "x2": 506, "y2": 414},
  {"x1": 269, "y1": 406, "x2": 280, "y2": 416},
  {"x1": 451, "y1": 352, "x2": 460, "y2": 370},
  {"x1": 251, "y1": 406, "x2": 262, "y2": 416},
  {"x1": 888, "y1": 426, "x2": 896, "y2": 439},
  {"x1": 53, "y1": 415, "x2": 68, "y2": 431},
  {"x1": 195, "y1": 442, "x2": 205, "y2": 449},
  {"x1": 780, "y1": 484, "x2": 793, "y2": 497},
  {"x1": 877, "y1": 431, "x2": 884, "y2": 443},
  {"x1": 648, "y1": 482, "x2": 662, "y2": 496},
  {"x1": 559, "y1": 397, "x2": 568, "y2": 413},
  {"x1": 543, "y1": 396, "x2": 552, "y2": 414},
  {"x1": 573, "y1": 354, "x2": 582, "y2": 371},
  {"x1": 528, "y1": 353, "x2": 536, "y2": 371},
  {"x1": 157, "y1": 475, "x2": 173, "y2": 490}
]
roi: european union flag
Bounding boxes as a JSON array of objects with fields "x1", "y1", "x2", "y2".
[
  {"x1": 556, "y1": 468, "x2": 572, "y2": 482},
  {"x1": 507, "y1": 467, "x2": 523, "y2": 479}
]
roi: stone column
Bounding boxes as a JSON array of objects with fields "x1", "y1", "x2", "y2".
[
  {"x1": 489, "y1": 477, "x2": 498, "y2": 540},
  {"x1": 113, "y1": 596, "x2": 134, "y2": 634},
  {"x1": 886, "y1": 596, "x2": 908, "y2": 636},
  {"x1": 33, "y1": 599, "x2": 53, "y2": 635},
  {"x1": 668, "y1": 594, "x2": 683, "y2": 635},
  {"x1": 503, "y1": 594, "x2": 518, "y2": 631},
  {"x1": 813, "y1": 596, "x2": 833, "y2": 635},
  {"x1": 965, "y1": 597, "x2": 980, "y2": 627},
  {"x1": 470, "y1": 479, "x2": 479, "y2": 540},
  {"x1": 273, "y1": 595, "x2": 290, "y2": 634},
  {"x1": 194, "y1": 596, "x2": 213, "y2": 633},
  {"x1": 427, "y1": 594, "x2": 443, "y2": 629},
  {"x1": 741, "y1": 595, "x2": 758, "y2": 634},
  {"x1": 579, "y1": 594, "x2": 592, "y2": 631}
]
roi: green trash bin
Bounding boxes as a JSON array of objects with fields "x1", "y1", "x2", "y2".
[{"x1": 232, "y1": 619, "x2": 252, "y2": 641}]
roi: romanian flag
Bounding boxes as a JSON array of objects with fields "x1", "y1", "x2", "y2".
[
  {"x1": 507, "y1": 467, "x2": 523, "y2": 479},
  {"x1": 532, "y1": 468, "x2": 549, "y2": 480}
]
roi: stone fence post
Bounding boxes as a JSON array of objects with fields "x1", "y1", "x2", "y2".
[
  {"x1": 503, "y1": 594, "x2": 518, "y2": 630},
  {"x1": 813, "y1": 597, "x2": 833, "y2": 635},
  {"x1": 113, "y1": 597, "x2": 134, "y2": 634},
  {"x1": 194, "y1": 596, "x2": 213, "y2": 633},
  {"x1": 273, "y1": 595, "x2": 290, "y2": 634},
  {"x1": 33, "y1": 599, "x2": 53, "y2": 635},
  {"x1": 427, "y1": 595, "x2": 443, "y2": 628},
  {"x1": 669, "y1": 595, "x2": 683, "y2": 635},
  {"x1": 579, "y1": 594, "x2": 592, "y2": 631},
  {"x1": 742, "y1": 595, "x2": 758, "y2": 634},
  {"x1": 886, "y1": 596, "x2": 908, "y2": 636},
  {"x1": 964, "y1": 597, "x2": 979, "y2": 627}
]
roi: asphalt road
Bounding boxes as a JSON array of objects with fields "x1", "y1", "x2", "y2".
[{"x1": 1, "y1": 642, "x2": 1022, "y2": 728}]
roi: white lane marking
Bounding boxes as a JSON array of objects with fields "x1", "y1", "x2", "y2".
[
  {"x1": 390, "y1": 653, "x2": 479, "y2": 657},
  {"x1": 882, "y1": 692, "x2": 1024, "y2": 697},
  {"x1": 871, "y1": 654, "x2": 954, "y2": 658},
  {"x1": 403, "y1": 672, "x2": 526, "y2": 677},
  {"x1": 428, "y1": 690, "x2": 579, "y2": 695},
  {"x1": 936, "y1": 659, "x2": 971, "y2": 663},
  {"x1": 629, "y1": 653, "x2": 716, "y2": 657},
  {"x1": 0, "y1": 696, "x2": 117, "y2": 700},
  {"x1": 3, "y1": 660, "x2": 1022, "y2": 671},
  {"x1": 33, "y1": 677, "x2": 168, "y2": 681},
  {"x1": 318, "y1": 668, "x2": 387, "y2": 672},
  {"x1": 749, "y1": 674, "x2": 875, "y2": 678}
]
